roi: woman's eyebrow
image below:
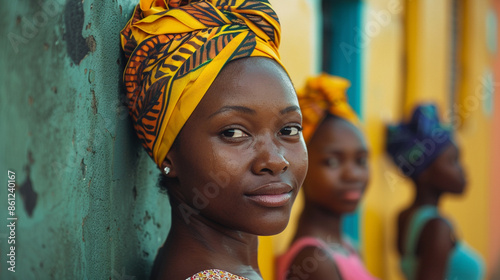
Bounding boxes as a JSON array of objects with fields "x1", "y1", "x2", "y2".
[
  {"x1": 208, "y1": 105, "x2": 256, "y2": 119},
  {"x1": 208, "y1": 105, "x2": 299, "y2": 119},
  {"x1": 323, "y1": 148, "x2": 369, "y2": 154},
  {"x1": 280, "y1": 105, "x2": 300, "y2": 115}
]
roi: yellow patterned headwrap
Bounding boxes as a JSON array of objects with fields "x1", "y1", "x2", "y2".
[
  {"x1": 297, "y1": 73, "x2": 360, "y2": 143},
  {"x1": 120, "y1": 0, "x2": 284, "y2": 167}
]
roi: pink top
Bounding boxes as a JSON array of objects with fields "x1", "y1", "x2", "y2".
[{"x1": 275, "y1": 237, "x2": 378, "y2": 280}]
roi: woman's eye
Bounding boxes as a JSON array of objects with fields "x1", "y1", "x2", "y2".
[
  {"x1": 221, "y1": 128, "x2": 248, "y2": 138},
  {"x1": 327, "y1": 158, "x2": 340, "y2": 168},
  {"x1": 280, "y1": 126, "x2": 302, "y2": 136},
  {"x1": 357, "y1": 157, "x2": 368, "y2": 166}
]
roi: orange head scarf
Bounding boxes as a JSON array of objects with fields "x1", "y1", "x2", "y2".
[
  {"x1": 120, "y1": 0, "x2": 284, "y2": 167},
  {"x1": 297, "y1": 73, "x2": 360, "y2": 143}
]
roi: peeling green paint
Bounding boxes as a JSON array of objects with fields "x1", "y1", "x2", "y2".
[{"x1": 0, "y1": 0, "x2": 170, "y2": 279}]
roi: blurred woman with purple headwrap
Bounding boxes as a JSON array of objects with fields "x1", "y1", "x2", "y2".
[{"x1": 386, "y1": 104, "x2": 484, "y2": 280}]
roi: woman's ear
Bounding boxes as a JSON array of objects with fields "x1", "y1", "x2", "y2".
[{"x1": 161, "y1": 151, "x2": 178, "y2": 178}]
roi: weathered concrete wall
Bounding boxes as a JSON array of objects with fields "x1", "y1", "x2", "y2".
[{"x1": 0, "y1": 0, "x2": 170, "y2": 279}]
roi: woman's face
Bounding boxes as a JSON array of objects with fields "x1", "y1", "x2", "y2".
[
  {"x1": 303, "y1": 116, "x2": 369, "y2": 214},
  {"x1": 166, "y1": 57, "x2": 308, "y2": 235},
  {"x1": 424, "y1": 143, "x2": 466, "y2": 194}
]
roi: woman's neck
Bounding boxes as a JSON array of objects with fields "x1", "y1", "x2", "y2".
[
  {"x1": 412, "y1": 182, "x2": 443, "y2": 208},
  {"x1": 152, "y1": 201, "x2": 262, "y2": 280},
  {"x1": 294, "y1": 202, "x2": 343, "y2": 244}
]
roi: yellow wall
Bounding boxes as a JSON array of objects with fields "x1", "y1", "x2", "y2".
[
  {"x1": 404, "y1": 0, "x2": 452, "y2": 113},
  {"x1": 269, "y1": 0, "x2": 321, "y2": 88},
  {"x1": 362, "y1": 0, "x2": 406, "y2": 278}
]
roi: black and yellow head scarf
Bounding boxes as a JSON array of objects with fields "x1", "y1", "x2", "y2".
[{"x1": 121, "y1": 0, "x2": 284, "y2": 167}]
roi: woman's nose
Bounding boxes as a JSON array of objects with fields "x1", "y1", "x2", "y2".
[
  {"x1": 341, "y1": 161, "x2": 365, "y2": 182},
  {"x1": 251, "y1": 136, "x2": 289, "y2": 176}
]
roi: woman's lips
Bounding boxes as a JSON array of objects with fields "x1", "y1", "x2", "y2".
[
  {"x1": 245, "y1": 183, "x2": 293, "y2": 208},
  {"x1": 342, "y1": 190, "x2": 363, "y2": 201},
  {"x1": 246, "y1": 192, "x2": 293, "y2": 207}
]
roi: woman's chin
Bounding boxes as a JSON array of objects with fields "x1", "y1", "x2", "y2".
[
  {"x1": 245, "y1": 215, "x2": 291, "y2": 236},
  {"x1": 267, "y1": 222, "x2": 290, "y2": 235}
]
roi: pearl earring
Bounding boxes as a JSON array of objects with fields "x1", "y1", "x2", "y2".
[{"x1": 163, "y1": 166, "x2": 170, "y2": 175}]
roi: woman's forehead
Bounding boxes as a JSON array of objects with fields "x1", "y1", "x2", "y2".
[
  {"x1": 311, "y1": 118, "x2": 367, "y2": 149},
  {"x1": 198, "y1": 58, "x2": 297, "y2": 110}
]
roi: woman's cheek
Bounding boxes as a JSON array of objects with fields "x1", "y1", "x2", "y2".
[
  {"x1": 293, "y1": 147, "x2": 309, "y2": 182},
  {"x1": 212, "y1": 149, "x2": 249, "y2": 180}
]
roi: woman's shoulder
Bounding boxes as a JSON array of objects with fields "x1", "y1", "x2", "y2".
[
  {"x1": 402, "y1": 205, "x2": 453, "y2": 237},
  {"x1": 413, "y1": 206, "x2": 454, "y2": 237},
  {"x1": 277, "y1": 236, "x2": 330, "y2": 264},
  {"x1": 187, "y1": 269, "x2": 249, "y2": 280},
  {"x1": 397, "y1": 205, "x2": 453, "y2": 258},
  {"x1": 276, "y1": 237, "x2": 341, "y2": 280},
  {"x1": 288, "y1": 245, "x2": 342, "y2": 280}
]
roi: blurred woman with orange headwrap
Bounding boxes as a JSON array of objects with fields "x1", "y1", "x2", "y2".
[
  {"x1": 120, "y1": 0, "x2": 308, "y2": 279},
  {"x1": 275, "y1": 74, "x2": 377, "y2": 280}
]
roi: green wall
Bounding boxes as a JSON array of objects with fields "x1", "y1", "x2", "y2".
[{"x1": 0, "y1": 0, "x2": 170, "y2": 279}]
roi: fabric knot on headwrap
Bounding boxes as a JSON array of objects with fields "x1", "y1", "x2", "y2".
[
  {"x1": 120, "y1": 0, "x2": 284, "y2": 167},
  {"x1": 386, "y1": 104, "x2": 453, "y2": 179},
  {"x1": 297, "y1": 73, "x2": 360, "y2": 143}
]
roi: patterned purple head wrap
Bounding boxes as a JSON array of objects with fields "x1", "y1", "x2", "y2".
[{"x1": 386, "y1": 104, "x2": 454, "y2": 179}]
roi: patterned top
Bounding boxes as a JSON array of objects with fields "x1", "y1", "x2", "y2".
[{"x1": 187, "y1": 269, "x2": 249, "y2": 280}]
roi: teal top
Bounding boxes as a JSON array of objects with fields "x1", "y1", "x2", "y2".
[{"x1": 400, "y1": 205, "x2": 485, "y2": 280}]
